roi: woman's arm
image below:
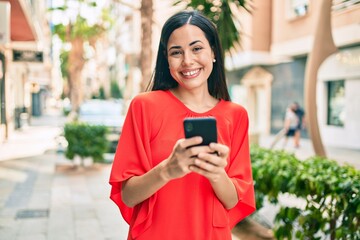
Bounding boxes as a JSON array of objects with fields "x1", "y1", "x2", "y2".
[
  {"x1": 122, "y1": 136, "x2": 208, "y2": 207},
  {"x1": 189, "y1": 143, "x2": 239, "y2": 209},
  {"x1": 209, "y1": 171, "x2": 238, "y2": 209},
  {"x1": 121, "y1": 160, "x2": 170, "y2": 207}
]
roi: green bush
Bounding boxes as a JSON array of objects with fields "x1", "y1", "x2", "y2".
[
  {"x1": 110, "y1": 80, "x2": 123, "y2": 99},
  {"x1": 251, "y1": 145, "x2": 360, "y2": 240},
  {"x1": 64, "y1": 122, "x2": 109, "y2": 163}
]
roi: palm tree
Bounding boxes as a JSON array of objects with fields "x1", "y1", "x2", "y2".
[
  {"x1": 109, "y1": 0, "x2": 153, "y2": 93},
  {"x1": 139, "y1": 0, "x2": 154, "y2": 92},
  {"x1": 51, "y1": 1, "x2": 112, "y2": 115},
  {"x1": 176, "y1": 0, "x2": 252, "y2": 54}
]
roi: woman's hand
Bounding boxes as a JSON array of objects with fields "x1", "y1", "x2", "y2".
[
  {"x1": 162, "y1": 140, "x2": 237, "y2": 209},
  {"x1": 188, "y1": 143, "x2": 238, "y2": 209},
  {"x1": 162, "y1": 137, "x2": 215, "y2": 181},
  {"x1": 188, "y1": 142, "x2": 230, "y2": 183}
]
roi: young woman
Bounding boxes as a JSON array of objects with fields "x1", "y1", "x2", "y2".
[{"x1": 109, "y1": 10, "x2": 255, "y2": 240}]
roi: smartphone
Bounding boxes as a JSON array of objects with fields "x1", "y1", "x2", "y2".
[{"x1": 183, "y1": 117, "x2": 217, "y2": 146}]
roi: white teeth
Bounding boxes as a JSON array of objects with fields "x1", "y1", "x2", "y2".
[{"x1": 182, "y1": 69, "x2": 199, "y2": 76}]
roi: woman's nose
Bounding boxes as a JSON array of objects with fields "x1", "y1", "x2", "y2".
[{"x1": 182, "y1": 52, "x2": 194, "y2": 66}]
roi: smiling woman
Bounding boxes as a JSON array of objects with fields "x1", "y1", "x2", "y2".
[{"x1": 109, "y1": 10, "x2": 255, "y2": 240}]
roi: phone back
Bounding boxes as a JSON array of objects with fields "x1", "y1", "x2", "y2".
[{"x1": 183, "y1": 117, "x2": 217, "y2": 145}]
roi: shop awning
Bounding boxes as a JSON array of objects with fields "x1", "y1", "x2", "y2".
[{"x1": 0, "y1": 0, "x2": 36, "y2": 41}]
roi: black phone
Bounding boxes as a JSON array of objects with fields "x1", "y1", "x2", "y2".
[{"x1": 183, "y1": 117, "x2": 217, "y2": 146}]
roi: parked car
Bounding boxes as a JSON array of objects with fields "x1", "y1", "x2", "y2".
[{"x1": 78, "y1": 99, "x2": 125, "y2": 153}]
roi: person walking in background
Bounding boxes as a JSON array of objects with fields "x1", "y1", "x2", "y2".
[
  {"x1": 282, "y1": 103, "x2": 299, "y2": 148},
  {"x1": 293, "y1": 102, "x2": 305, "y2": 148},
  {"x1": 109, "y1": 10, "x2": 255, "y2": 240}
]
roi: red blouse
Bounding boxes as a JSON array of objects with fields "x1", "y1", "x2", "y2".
[{"x1": 109, "y1": 90, "x2": 255, "y2": 240}]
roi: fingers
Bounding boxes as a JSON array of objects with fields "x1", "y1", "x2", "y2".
[
  {"x1": 171, "y1": 139, "x2": 230, "y2": 181},
  {"x1": 175, "y1": 137, "x2": 213, "y2": 158},
  {"x1": 209, "y1": 142, "x2": 229, "y2": 157},
  {"x1": 196, "y1": 151, "x2": 227, "y2": 169},
  {"x1": 189, "y1": 143, "x2": 229, "y2": 176},
  {"x1": 189, "y1": 159, "x2": 226, "y2": 182},
  {"x1": 166, "y1": 138, "x2": 209, "y2": 179},
  {"x1": 176, "y1": 137, "x2": 203, "y2": 150}
]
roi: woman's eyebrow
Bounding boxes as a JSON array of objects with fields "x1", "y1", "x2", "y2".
[
  {"x1": 168, "y1": 40, "x2": 203, "y2": 51},
  {"x1": 168, "y1": 45, "x2": 181, "y2": 51},
  {"x1": 189, "y1": 40, "x2": 203, "y2": 46}
]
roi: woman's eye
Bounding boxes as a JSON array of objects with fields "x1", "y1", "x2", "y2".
[
  {"x1": 170, "y1": 50, "x2": 181, "y2": 56},
  {"x1": 193, "y1": 47, "x2": 203, "y2": 52}
]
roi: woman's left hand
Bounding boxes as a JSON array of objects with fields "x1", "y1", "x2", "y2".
[{"x1": 189, "y1": 142, "x2": 230, "y2": 183}]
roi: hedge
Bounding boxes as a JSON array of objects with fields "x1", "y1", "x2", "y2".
[{"x1": 251, "y1": 145, "x2": 360, "y2": 239}]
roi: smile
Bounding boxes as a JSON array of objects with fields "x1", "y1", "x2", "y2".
[{"x1": 182, "y1": 69, "x2": 200, "y2": 77}]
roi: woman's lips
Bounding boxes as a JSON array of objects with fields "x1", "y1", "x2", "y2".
[{"x1": 181, "y1": 69, "x2": 200, "y2": 78}]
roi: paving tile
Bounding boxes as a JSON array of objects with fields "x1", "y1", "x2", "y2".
[
  {"x1": 5, "y1": 169, "x2": 38, "y2": 209},
  {"x1": 27, "y1": 192, "x2": 51, "y2": 209},
  {"x1": 0, "y1": 225, "x2": 19, "y2": 240},
  {"x1": 73, "y1": 204, "x2": 97, "y2": 220},
  {"x1": 75, "y1": 218, "x2": 104, "y2": 240},
  {"x1": 101, "y1": 223, "x2": 129, "y2": 240},
  {"x1": 47, "y1": 206, "x2": 75, "y2": 240},
  {"x1": 18, "y1": 218, "x2": 48, "y2": 235},
  {"x1": 17, "y1": 233, "x2": 47, "y2": 240}
]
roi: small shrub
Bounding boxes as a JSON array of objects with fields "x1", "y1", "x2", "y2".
[
  {"x1": 110, "y1": 80, "x2": 123, "y2": 99},
  {"x1": 64, "y1": 122, "x2": 109, "y2": 164}
]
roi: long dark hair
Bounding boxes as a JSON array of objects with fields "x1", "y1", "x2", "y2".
[{"x1": 147, "y1": 10, "x2": 230, "y2": 101}]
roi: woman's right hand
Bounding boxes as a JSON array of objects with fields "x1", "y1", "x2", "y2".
[
  {"x1": 161, "y1": 136, "x2": 212, "y2": 181},
  {"x1": 122, "y1": 137, "x2": 213, "y2": 207}
]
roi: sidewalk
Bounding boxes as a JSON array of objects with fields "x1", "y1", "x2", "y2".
[
  {"x1": 0, "y1": 108, "x2": 129, "y2": 240},
  {"x1": 0, "y1": 108, "x2": 65, "y2": 162}
]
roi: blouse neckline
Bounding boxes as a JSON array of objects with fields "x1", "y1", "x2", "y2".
[{"x1": 164, "y1": 90, "x2": 224, "y2": 116}]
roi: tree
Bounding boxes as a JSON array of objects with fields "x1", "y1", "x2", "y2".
[
  {"x1": 109, "y1": 0, "x2": 153, "y2": 93},
  {"x1": 50, "y1": 1, "x2": 112, "y2": 114},
  {"x1": 304, "y1": 0, "x2": 337, "y2": 157},
  {"x1": 139, "y1": 0, "x2": 154, "y2": 92},
  {"x1": 175, "y1": 0, "x2": 252, "y2": 54}
]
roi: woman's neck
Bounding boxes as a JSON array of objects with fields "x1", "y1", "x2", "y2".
[{"x1": 170, "y1": 88, "x2": 219, "y2": 113}]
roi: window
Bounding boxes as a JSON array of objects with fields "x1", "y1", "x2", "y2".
[
  {"x1": 332, "y1": 0, "x2": 360, "y2": 12},
  {"x1": 286, "y1": 0, "x2": 310, "y2": 20},
  {"x1": 327, "y1": 80, "x2": 345, "y2": 127}
]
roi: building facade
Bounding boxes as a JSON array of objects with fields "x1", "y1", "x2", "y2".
[
  {"x1": 226, "y1": 0, "x2": 360, "y2": 149},
  {"x1": 0, "y1": 0, "x2": 53, "y2": 143}
]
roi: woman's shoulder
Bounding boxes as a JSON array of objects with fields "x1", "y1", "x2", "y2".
[
  {"x1": 219, "y1": 100, "x2": 248, "y2": 115},
  {"x1": 131, "y1": 90, "x2": 169, "y2": 106}
]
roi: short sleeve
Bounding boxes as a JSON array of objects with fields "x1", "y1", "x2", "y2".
[
  {"x1": 109, "y1": 96, "x2": 156, "y2": 238},
  {"x1": 227, "y1": 109, "x2": 256, "y2": 227}
]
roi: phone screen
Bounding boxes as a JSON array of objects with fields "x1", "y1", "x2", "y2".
[{"x1": 183, "y1": 117, "x2": 217, "y2": 146}]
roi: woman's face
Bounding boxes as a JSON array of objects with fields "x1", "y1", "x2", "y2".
[{"x1": 167, "y1": 24, "x2": 215, "y2": 91}]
